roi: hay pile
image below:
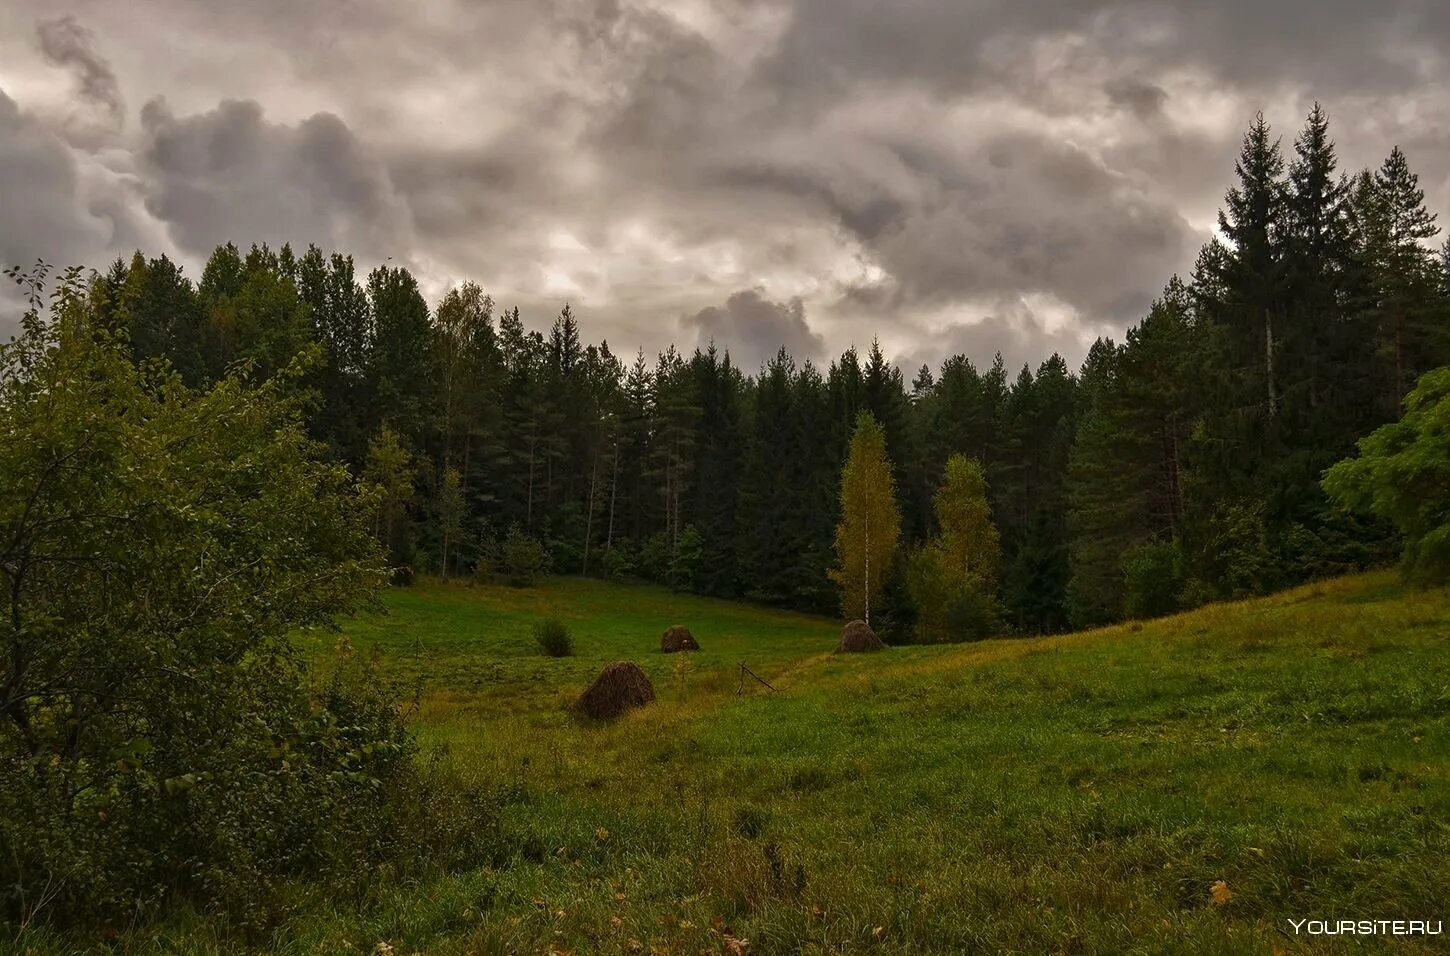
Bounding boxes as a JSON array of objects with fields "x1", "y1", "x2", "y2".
[
  {"x1": 836, "y1": 619, "x2": 884, "y2": 653},
  {"x1": 575, "y1": 661, "x2": 656, "y2": 719},
  {"x1": 660, "y1": 624, "x2": 700, "y2": 653}
]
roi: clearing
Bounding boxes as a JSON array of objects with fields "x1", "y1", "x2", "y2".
[{"x1": 163, "y1": 574, "x2": 1450, "y2": 952}]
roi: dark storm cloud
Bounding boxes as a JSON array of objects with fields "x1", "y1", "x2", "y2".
[
  {"x1": 684, "y1": 289, "x2": 825, "y2": 372},
  {"x1": 1105, "y1": 78, "x2": 1168, "y2": 120},
  {"x1": 719, "y1": 126, "x2": 1202, "y2": 322},
  {"x1": 760, "y1": 0, "x2": 1450, "y2": 106},
  {"x1": 0, "y1": 88, "x2": 161, "y2": 337},
  {"x1": 0, "y1": 90, "x2": 126, "y2": 274},
  {"x1": 35, "y1": 15, "x2": 123, "y2": 139},
  {"x1": 2, "y1": 0, "x2": 1448, "y2": 365},
  {"x1": 138, "y1": 98, "x2": 413, "y2": 263}
]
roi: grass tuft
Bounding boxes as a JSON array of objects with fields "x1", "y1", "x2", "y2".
[{"x1": 533, "y1": 616, "x2": 574, "y2": 657}]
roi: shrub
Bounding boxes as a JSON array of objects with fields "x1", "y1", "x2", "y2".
[
  {"x1": 873, "y1": 550, "x2": 917, "y2": 645},
  {"x1": 1122, "y1": 539, "x2": 1186, "y2": 619},
  {"x1": 668, "y1": 526, "x2": 704, "y2": 590},
  {"x1": 1190, "y1": 501, "x2": 1276, "y2": 599},
  {"x1": 547, "y1": 534, "x2": 584, "y2": 576},
  {"x1": 905, "y1": 546, "x2": 953, "y2": 642},
  {"x1": 600, "y1": 539, "x2": 637, "y2": 579},
  {"x1": 906, "y1": 546, "x2": 1001, "y2": 643},
  {"x1": 500, "y1": 527, "x2": 551, "y2": 587},
  {"x1": 0, "y1": 270, "x2": 471, "y2": 933},
  {"x1": 534, "y1": 617, "x2": 574, "y2": 657},
  {"x1": 636, "y1": 532, "x2": 671, "y2": 582},
  {"x1": 943, "y1": 580, "x2": 1005, "y2": 641},
  {"x1": 1324, "y1": 366, "x2": 1450, "y2": 584}
]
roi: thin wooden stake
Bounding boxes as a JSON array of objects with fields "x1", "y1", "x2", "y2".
[{"x1": 737, "y1": 661, "x2": 777, "y2": 695}]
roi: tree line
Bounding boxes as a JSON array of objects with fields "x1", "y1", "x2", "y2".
[{"x1": 67, "y1": 104, "x2": 1450, "y2": 637}]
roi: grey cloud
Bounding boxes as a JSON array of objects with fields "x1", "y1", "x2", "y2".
[
  {"x1": 708, "y1": 123, "x2": 1202, "y2": 329},
  {"x1": 36, "y1": 15, "x2": 123, "y2": 142},
  {"x1": 1105, "y1": 77, "x2": 1168, "y2": 120},
  {"x1": 897, "y1": 297, "x2": 1102, "y2": 379},
  {"x1": 2, "y1": 0, "x2": 1449, "y2": 371},
  {"x1": 0, "y1": 89, "x2": 146, "y2": 337},
  {"x1": 138, "y1": 98, "x2": 413, "y2": 263},
  {"x1": 569, "y1": 0, "x2": 1208, "y2": 335},
  {"x1": 761, "y1": 0, "x2": 1450, "y2": 108},
  {"x1": 875, "y1": 133, "x2": 1202, "y2": 319},
  {"x1": 0, "y1": 90, "x2": 120, "y2": 271},
  {"x1": 684, "y1": 288, "x2": 825, "y2": 372}
]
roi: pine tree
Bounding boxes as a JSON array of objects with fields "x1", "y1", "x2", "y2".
[
  {"x1": 1067, "y1": 283, "x2": 1198, "y2": 626},
  {"x1": 1284, "y1": 104, "x2": 1354, "y2": 428},
  {"x1": 368, "y1": 265, "x2": 436, "y2": 447},
  {"x1": 1215, "y1": 112, "x2": 1288, "y2": 423},
  {"x1": 738, "y1": 348, "x2": 797, "y2": 603},
  {"x1": 618, "y1": 349, "x2": 655, "y2": 542},
  {"x1": 121, "y1": 253, "x2": 208, "y2": 384},
  {"x1": 687, "y1": 346, "x2": 745, "y2": 596},
  {"x1": 997, "y1": 356, "x2": 1075, "y2": 632},
  {"x1": 296, "y1": 246, "x2": 375, "y2": 462},
  {"x1": 793, "y1": 360, "x2": 841, "y2": 611},
  {"x1": 651, "y1": 347, "x2": 699, "y2": 557},
  {"x1": 1368, "y1": 146, "x2": 1443, "y2": 408}
]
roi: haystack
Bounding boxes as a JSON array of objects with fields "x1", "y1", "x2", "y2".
[
  {"x1": 660, "y1": 624, "x2": 700, "y2": 653},
  {"x1": 575, "y1": 661, "x2": 655, "y2": 719},
  {"x1": 836, "y1": 619, "x2": 884, "y2": 653}
]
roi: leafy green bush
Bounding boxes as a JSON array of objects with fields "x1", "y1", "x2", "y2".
[
  {"x1": 600, "y1": 539, "x2": 637, "y2": 579},
  {"x1": 668, "y1": 525, "x2": 704, "y2": 590},
  {"x1": 636, "y1": 532, "x2": 671, "y2": 582},
  {"x1": 534, "y1": 617, "x2": 574, "y2": 657},
  {"x1": 906, "y1": 546, "x2": 1002, "y2": 643},
  {"x1": 873, "y1": 551, "x2": 917, "y2": 645},
  {"x1": 1190, "y1": 501, "x2": 1276, "y2": 599},
  {"x1": 1324, "y1": 366, "x2": 1450, "y2": 584},
  {"x1": 1121, "y1": 539, "x2": 1186, "y2": 619},
  {"x1": 0, "y1": 269, "x2": 488, "y2": 933},
  {"x1": 500, "y1": 527, "x2": 551, "y2": 587},
  {"x1": 943, "y1": 580, "x2": 1005, "y2": 641}
]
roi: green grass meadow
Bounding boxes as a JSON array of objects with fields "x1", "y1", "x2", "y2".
[{"x1": 31, "y1": 573, "x2": 1450, "y2": 954}]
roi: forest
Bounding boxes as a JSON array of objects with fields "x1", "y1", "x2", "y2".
[{"x1": 68, "y1": 106, "x2": 1448, "y2": 639}]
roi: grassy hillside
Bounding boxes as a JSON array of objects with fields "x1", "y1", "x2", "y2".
[{"x1": 44, "y1": 573, "x2": 1450, "y2": 953}]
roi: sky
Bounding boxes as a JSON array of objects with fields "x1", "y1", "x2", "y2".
[{"x1": 2, "y1": 0, "x2": 1449, "y2": 373}]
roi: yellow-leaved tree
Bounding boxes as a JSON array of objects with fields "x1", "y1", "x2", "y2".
[
  {"x1": 830, "y1": 411, "x2": 900, "y2": 623},
  {"x1": 933, "y1": 454, "x2": 1000, "y2": 586},
  {"x1": 908, "y1": 454, "x2": 1003, "y2": 642}
]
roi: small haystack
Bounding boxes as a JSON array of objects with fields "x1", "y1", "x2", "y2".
[
  {"x1": 575, "y1": 661, "x2": 656, "y2": 719},
  {"x1": 660, "y1": 624, "x2": 700, "y2": 653},
  {"x1": 836, "y1": 619, "x2": 884, "y2": 653}
]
